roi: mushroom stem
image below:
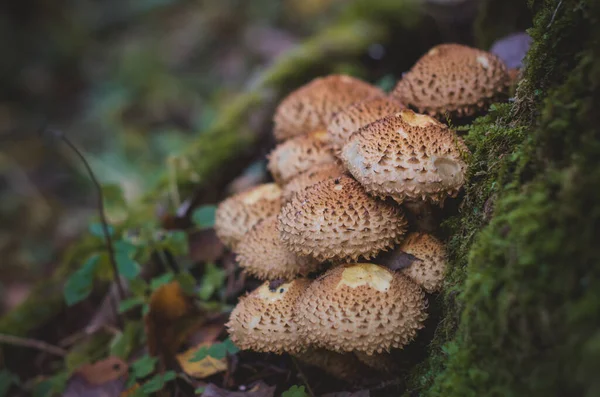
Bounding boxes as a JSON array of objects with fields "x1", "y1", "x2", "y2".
[{"x1": 402, "y1": 200, "x2": 439, "y2": 233}]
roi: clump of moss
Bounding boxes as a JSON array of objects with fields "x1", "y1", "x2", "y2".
[{"x1": 407, "y1": 0, "x2": 600, "y2": 395}]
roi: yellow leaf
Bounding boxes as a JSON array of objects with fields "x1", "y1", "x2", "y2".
[{"x1": 176, "y1": 343, "x2": 227, "y2": 379}]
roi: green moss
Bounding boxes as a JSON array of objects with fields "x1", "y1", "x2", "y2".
[{"x1": 408, "y1": 0, "x2": 600, "y2": 395}]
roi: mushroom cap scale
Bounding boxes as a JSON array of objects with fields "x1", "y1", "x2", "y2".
[
  {"x1": 267, "y1": 131, "x2": 336, "y2": 185},
  {"x1": 215, "y1": 183, "x2": 282, "y2": 250},
  {"x1": 327, "y1": 96, "x2": 406, "y2": 152},
  {"x1": 391, "y1": 43, "x2": 510, "y2": 119},
  {"x1": 273, "y1": 75, "x2": 384, "y2": 141},
  {"x1": 281, "y1": 162, "x2": 344, "y2": 202},
  {"x1": 278, "y1": 175, "x2": 407, "y2": 262},
  {"x1": 226, "y1": 279, "x2": 311, "y2": 354},
  {"x1": 296, "y1": 264, "x2": 428, "y2": 354},
  {"x1": 236, "y1": 216, "x2": 322, "y2": 280},
  {"x1": 399, "y1": 232, "x2": 447, "y2": 293},
  {"x1": 340, "y1": 110, "x2": 468, "y2": 204}
]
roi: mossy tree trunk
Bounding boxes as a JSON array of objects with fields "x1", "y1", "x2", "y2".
[{"x1": 408, "y1": 0, "x2": 600, "y2": 395}]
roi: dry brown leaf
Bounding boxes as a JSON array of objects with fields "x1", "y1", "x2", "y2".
[
  {"x1": 76, "y1": 356, "x2": 128, "y2": 386},
  {"x1": 177, "y1": 342, "x2": 227, "y2": 379},
  {"x1": 145, "y1": 281, "x2": 204, "y2": 368}
]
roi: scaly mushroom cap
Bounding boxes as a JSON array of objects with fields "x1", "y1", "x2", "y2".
[
  {"x1": 399, "y1": 232, "x2": 447, "y2": 293},
  {"x1": 267, "y1": 131, "x2": 336, "y2": 185},
  {"x1": 236, "y1": 216, "x2": 322, "y2": 280},
  {"x1": 327, "y1": 96, "x2": 406, "y2": 152},
  {"x1": 391, "y1": 44, "x2": 510, "y2": 119},
  {"x1": 340, "y1": 109, "x2": 469, "y2": 203},
  {"x1": 281, "y1": 162, "x2": 344, "y2": 202},
  {"x1": 297, "y1": 264, "x2": 428, "y2": 354},
  {"x1": 226, "y1": 279, "x2": 311, "y2": 354},
  {"x1": 273, "y1": 75, "x2": 384, "y2": 141},
  {"x1": 215, "y1": 183, "x2": 282, "y2": 250},
  {"x1": 279, "y1": 175, "x2": 407, "y2": 262}
]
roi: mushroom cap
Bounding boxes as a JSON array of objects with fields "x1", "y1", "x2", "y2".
[
  {"x1": 391, "y1": 43, "x2": 510, "y2": 118},
  {"x1": 296, "y1": 264, "x2": 428, "y2": 354},
  {"x1": 281, "y1": 162, "x2": 344, "y2": 202},
  {"x1": 279, "y1": 175, "x2": 407, "y2": 262},
  {"x1": 215, "y1": 183, "x2": 282, "y2": 249},
  {"x1": 236, "y1": 216, "x2": 322, "y2": 280},
  {"x1": 273, "y1": 75, "x2": 384, "y2": 141},
  {"x1": 399, "y1": 232, "x2": 447, "y2": 293},
  {"x1": 267, "y1": 131, "x2": 336, "y2": 185},
  {"x1": 327, "y1": 96, "x2": 406, "y2": 152},
  {"x1": 226, "y1": 278, "x2": 311, "y2": 354},
  {"x1": 340, "y1": 109, "x2": 469, "y2": 203}
]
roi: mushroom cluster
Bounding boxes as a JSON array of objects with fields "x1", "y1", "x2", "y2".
[{"x1": 215, "y1": 43, "x2": 509, "y2": 374}]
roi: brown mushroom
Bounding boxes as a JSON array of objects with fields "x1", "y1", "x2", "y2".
[
  {"x1": 279, "y1": 175, "x2": 407, "y2": 262},
  {"x1": 281, "y1": 162, "x2": 344, "y2": 202},
  {"x1": 327, "y1": 96, "x2": 405, "y2": 153},
  {"x1": 399, "y1": 232, "x2": 447, "y2": 293},
  {"x1": 236, "y1": 216, "x2": 322, "y2": 280},
  {"x1": 267, "y1": 131, "x2": 336, "y2": 185},
  {"x1": 340, "y1": 109, "x2": 468, "y2": 204},
  {"x1": 226, "y1": 279, "x2": 311, "y2": 354},
  {"x1": 390, "y1": 43, "x2": 510, "y2": 119},
  {"x1": 273, "y1": 75, "x2": 384, "y2": 141},
  {"x1": 215, "y1": 183, "x2": 282, "y2": 250},
  {"x1": 296, "y1": 264, "x2": 428, "y2": 354}
]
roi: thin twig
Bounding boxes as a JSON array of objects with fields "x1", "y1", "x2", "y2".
[
  {"x1": 547, "y1": 0, "x2": 563, "y2": 28},
  {"x1": 0, "y1": 333, "x2": 67, "y2": 357},
  {"x1": 290, "y1": 356, "x2": 315, "y2": 397},
  {"x1": 46, "y1": 129, "x2": 126, "y2": 301}
]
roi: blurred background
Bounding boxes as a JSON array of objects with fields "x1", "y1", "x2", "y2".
[{"x1": 0, "y1": 0, "x2": 529, "y2": 314}]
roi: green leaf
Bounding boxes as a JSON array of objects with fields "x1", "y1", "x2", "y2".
[
  {"x1": 174, "y1": 272, "x2": 196, "y2": 295},
  {"x1": 32, "y1": 372, "x2": 68, "y2": 397},
  {"x1": 194, "y1": 386, "x2": 206, "y2": 395},
  {"x1": 192, "y1": 205, "x2": 217, "y2": 229},
  {"x1": 141, "y1": 371, "x2": 176, "y2": 393},
  {"x1": 375, "y1": 73, "x2": 396, "y2": 92},
  {"x1": 198, "y1": 263, "x2": 226, "y2": 301},
  {"x1": 118, "y1": 297, "x2": 145, "y2": 313},
  {"x1": 282, "y1": 385, "x2": 309, "y2": 397},
  {"x1": 64, "y1": 254, "x2": 100, "y2": 306},
  {"x1": 129, "y1": 278, "x2": 150, "y2": 296},
  {"x1": 114, "y1": 240, "x2": 137, "y2": 256},
  {"x1": 110, "y1": 321, "x2": 143, "y2": 359},
  {"x1": 131, "y1": 355, "x2": 157, "y2": 379},
  {"x1": 116, "y1": 252, "x2": 141, "y2": 280},
  {"x1": 160, "y1": 230, "x2": 189, "y2": 256},
  {"x1": 89, "y1": 222, "x2": 115, "y2": 238},
  {"x1": 190, "y1": 338, "x2": 239, "y2": 362},
  {"x1": 0, "y1": 370, "x2": 19, "y2": 397},
  {"x1": 150, "y1": 273, "x2": 174, "y2": 290}
]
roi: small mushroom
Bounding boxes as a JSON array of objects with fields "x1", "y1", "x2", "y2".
[
  {"x1": 273, "y1": 74, "x2": 384, "y2": 141},
  {"x1": 215, "y1": 183, "x2": 282, "y2": 250},
  {"x1": 236, "y1": 216, "x2": 322, "y2": 280},
  {"x1": 267, "y1": 131, "x2": 336, "y2": 185},
  {"x1": 327, "y1": 96, "x2": 405, "y2": 152},
  {"x1": 281, "y1": 162, "x2": 344, "y2": 202},
  {"x1": 296, "y1": 264, "x2": 428, "y2": 355},
  {"x1": 279, "y1": 175, "x2": 407, "y2": 262},
  {"x1": 391, "y1": 43, "x2": 510, "y2": 119},
  {"x1": 399, "y1": 232, "x2": 447, "y2": 293},
  {"x1": 226, "y1": 278, "x2": 311, "y2": 354},
  {"x1": 340, "y1": 109, "x2": 469, "y2": 204}
]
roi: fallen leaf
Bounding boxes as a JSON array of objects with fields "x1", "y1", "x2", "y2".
[
  {"x1": 76, "y1": 357, "x2": 128, "y2": 386},
  {"x1": 200, "y1": 381, "x2": 275, "y2": 397},
  {"x1": 177, "y1": 343, "x2": 227, "y2": 379},
  {"x1": 145, "y1": 281, "x2": 204, "y2": 367}
]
